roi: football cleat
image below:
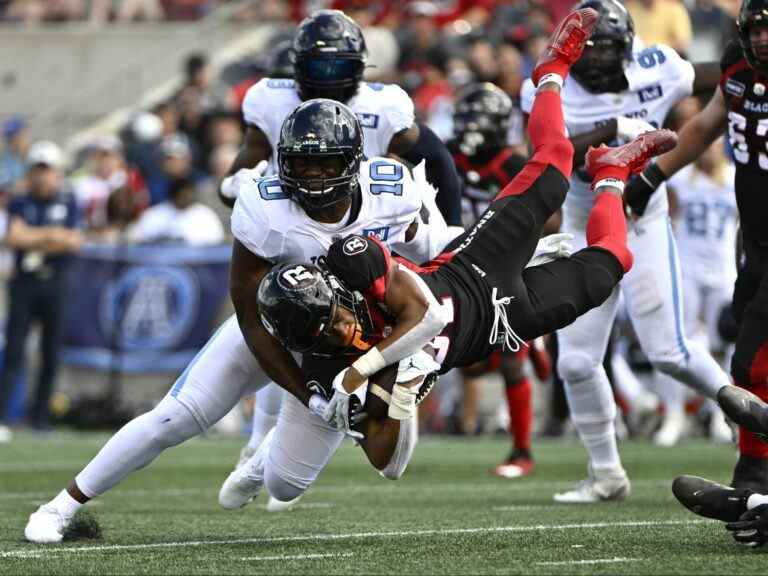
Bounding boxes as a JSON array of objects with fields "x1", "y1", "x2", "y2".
[
  {"x1": 672, "y1": 475, "x2": 750, "y2": 522},
  {"x1": 532, "y1": 8, "x2": 600, "y2": 86},
  {"x1": 732, "y1": 454, "x2": 768, "y2": 493},
  {"x1": 218, "y1": 429, "x2": 274, "y2": 510},
  {"x1": 0, "y1": 424, "x2": 11, "y2": 443},
  {"x1": 554, "y1": 465, "x2": 630, "y2": 503},
  {"x1": 585, "y1": 130, "x2": 678, "y2": 180},
  {"x1": 24, "y1": 504, "x2": 71, "y2": 543},
  {"x1": 236, "y1": 444, "x2": 256, "y2": 469},
  {"x1": 717, "y1": 385, "x2": 768, "y2": 439},
  {"x1": 709, "y1": 408, "x2": 734, "y2": 444},
  {"x1": 266, "y1": 495, "x2": 303, "y2": 513},
  {"x1": 653, "y1": 411, "x2": 687, "y2": 448},
  {"x1": 492, "y1": 453, "x2": 534, "y2": 479}
]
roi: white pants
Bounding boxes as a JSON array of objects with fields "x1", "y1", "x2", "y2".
[{"x1": 682, "y1": 273, "x2": 734, "y2": 354}]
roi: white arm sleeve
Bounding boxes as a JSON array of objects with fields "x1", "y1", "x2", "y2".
[
  {"x1": 378, "y1": 266, "x2": 450, "y2": 367},
  {"x1": 378, "y1": 415, "x2": 418, "y2": 480}
]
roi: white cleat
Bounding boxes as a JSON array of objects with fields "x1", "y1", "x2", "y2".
[
  {"x1": 0, "y1": 424, "x2": 12, "y2": 443},
  {"x1": 236, "y1": 444, "x2": 256, "y2": 468},
  {"x1": 218, "y1": 428, "x2": 273, "y2": 510},
  {"x1": 266, "y1": 495, "x2": 302, "y2": 512},
  {"x1": 553, "y1": 466, "x2": 631, "y2": 504},
  {"x1": 24, "y1": 504, "x2": 70, "y2": 543},
  {"x1": 653, "y1": 411, "x2": 686, "y2": 447}
]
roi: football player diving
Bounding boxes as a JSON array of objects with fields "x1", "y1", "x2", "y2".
[
  {"x1": 254, "y1": 9, "x2": 687, "y2": 468},
  {"x1": 519, "y1": 0, "x2": 750, "y2": 504},
  {"x1": 218, "y1": 9, "x2": 467, "y2": 500}
]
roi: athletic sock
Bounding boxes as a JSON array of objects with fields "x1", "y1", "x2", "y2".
[
  {"x1": 50, "y1": 489, "x2": 83, "y2": 519},
  {"x1": 505, "y1": 378, "x2": 532, "y2": 453},
  {"x1": 247, "y1": 385, "x2": 284, "y2": 451},
  {"x1": 586, "y1": 192, "x2": 633, "y2": 273}
]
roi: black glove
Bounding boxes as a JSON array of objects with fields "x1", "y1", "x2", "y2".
[
  {"x1": 726, "y1": 504, "x2": 768, "y2": 547},
  {"x1": 623, "y1": 162, "x2": 667, "y2": 217}
]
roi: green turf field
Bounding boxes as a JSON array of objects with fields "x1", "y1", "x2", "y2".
[{"x1": 1, "y1": 432, "x2": 765, "y2": 574}]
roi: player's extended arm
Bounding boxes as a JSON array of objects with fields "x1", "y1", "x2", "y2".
[
  {"x1": 340, "y1": 265, "x2": 448, "y2": 393},
  {"x1": 390, "y1": 123, "x2": 464, "y2": 227},
  {"x1": 219, "y1": 126, "x2": 271, "y2": 208},
  {"x1": 624, "y1": 87, "x2": 728, "y2": 215},
  {"x1": 229, "y1": 239, "x2": 312, "y2": 406}
]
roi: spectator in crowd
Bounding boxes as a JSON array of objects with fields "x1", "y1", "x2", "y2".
[
  {"x1": 70, "y1": 136, "x2": 147, "y2": 233},
  {"x1": 161, "y1": 0, "x2": 214, "y2": 21},
  {"x1": 126, "y1": 175, "x2": 223, "y2": 245},
  {"x1": 89, "y1": 0, "x2": 164, "y2": 24},
  {"x1": 0, "y1": 141, "x2": 82, "y2": 436},
  {"x1": 624, "y1": 0, "x2": 694, "y2": 54},
  {"x1": 0, "y1": 118, "x2": 31, "y2": 196},
  {"x1": 198, "y1": 143, "x2": 237, "y2": 229}
]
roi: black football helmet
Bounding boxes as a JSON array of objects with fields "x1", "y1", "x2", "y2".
[
  {"x1": 258, "y1": 261, "x2": 374, "y2": 355},
  {"x1": 292, "y1": 9, "x2": 367, "y2": 102},
  {"x1": 452, "y1": 82, "x2": 512, "y2": 156},
  {"x1": 277, "y1": 98, "x2": 363, "y2": 212},
  {"x1": 571, "y1": 0, "x2": 634, "y2": 94},
  {"x1": 737, "y1": 0, "x2": 768, "y2": 74}
]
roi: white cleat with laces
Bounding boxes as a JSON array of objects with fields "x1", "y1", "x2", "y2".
[
  {"x1": 218, "y1": 428, "x2": 274, "y2": 510},
  {"x1": 24, "y1": 504, "x2": 71, "y2": 543},
  {"x1": 553, "y1": 465, "x2": 631, "y2": 504}
]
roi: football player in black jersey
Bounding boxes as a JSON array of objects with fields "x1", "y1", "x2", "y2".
[
  {"x1": 448, "y1": 82, "x2": 556, "y2": 478},
  {"x1": 257, "y1": 8, "x2": 692, "y2": 440},
  {"x1": 626, "y1": 0, "x2": 768, "y2": 496}
]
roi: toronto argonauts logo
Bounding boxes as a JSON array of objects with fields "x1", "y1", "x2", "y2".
[{"x1": 99, "y1": 266, "x2": 199, "y2": 350}]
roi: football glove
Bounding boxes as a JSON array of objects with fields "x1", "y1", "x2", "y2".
[
  {"x1": 219, "y1": 160, "x2": 269, "y2": 202},
  {"x1": 526, "y1": 233, "x2": 574, "y2": 268},
  {"x1": 623, "y1": 162, "x2": 667, "y2": 218},
  {"x1": 616, "y1": 116, "x2": 655, "y2": 143},
  {"x1": 726, "y1": 504, "x2": 768, "y2": 547},
  {"x1": 325, "y1": 368, "x2": 368, "y2": 439}
]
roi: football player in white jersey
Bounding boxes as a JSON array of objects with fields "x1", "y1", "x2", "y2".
[
  {"x1": 21, "y1": 99, "x2": 462, "y2": 542},
  {"x1": 667, "y1": 139, "x2": 738, "y2": 443},
  {"x1": 219, "y1": 10, "x2": 465, "y2": 491},
  {"x1": 520, "y1": 0, "x2": 740, "y2": 503}
]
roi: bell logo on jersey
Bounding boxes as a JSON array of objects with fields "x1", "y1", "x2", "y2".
[
  {"x1": 638, "y1": 84, "x2": 663, "y2": 104},
  {"x1": 363, "y1": 226, "x2": 390, "y2": 241},
  {"x1": 342, "y1": 236, "x2": 368, "y2": 256},
  {"x1": 356, "y1": 113, "x2": 379, "y2": 129}
]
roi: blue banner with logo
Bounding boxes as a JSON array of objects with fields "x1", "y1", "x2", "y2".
[{"x1": 61, "y1": 243, "x2": 231, "y2": 374}]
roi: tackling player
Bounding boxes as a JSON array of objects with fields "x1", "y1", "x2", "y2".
[
  {"x1": 219, "y1": 10, "x2": 465, "y2": 490},
  {"x1": 520, "y1": 0, "x2": 740, "y2": 503},
  {"x1": 626, "y1": 0, "x2": 768, "y2": 492}
]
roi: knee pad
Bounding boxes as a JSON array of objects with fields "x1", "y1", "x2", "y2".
[
  {"x1": 264, "y1": 466, "x2": 305, "y2": 502},
  {"x1": 558, "y1": 351, "x2": 599, "y2": 384}
]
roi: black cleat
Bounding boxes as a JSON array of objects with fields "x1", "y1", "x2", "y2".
[
  {"x1": 732, "y1": 454, "x2": 768, "y2": 493},
  {"x1": 672, "y1": 475, "x2": 751, "y2": 522},
  {"x1": 717, "y1": 386, "x2": 768, "y2": 439}
]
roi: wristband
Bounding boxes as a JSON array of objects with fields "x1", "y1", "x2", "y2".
[
  {"x1": 351, "y1": 347, "x2": 386, "y2": 379},
  {"x1": 638, "y1": 162, "x2": 668, "y2": 191}
]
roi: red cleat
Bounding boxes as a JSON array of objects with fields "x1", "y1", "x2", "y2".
[
  {"x1": 492, "y1": 450, "x2": 534, "y2": 479},
  {"x1": 531, "y1": 8, "x2": 599, "y2": 86},
  {"x1": 585, "y1": 129, "x2": 678, "y2": 180}
]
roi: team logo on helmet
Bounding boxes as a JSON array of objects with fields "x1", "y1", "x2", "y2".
[{"x1": 342, "y1": 236, "x2": 368, "y2": 256}]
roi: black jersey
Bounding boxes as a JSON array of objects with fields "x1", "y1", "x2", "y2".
[
  {"x1": 325, "y1": 234, "x2": 495, "y2": 373},
  {"x1": 448, "y1": 141, "x2": 526, "y2": 224},
  {"x1": 720, "y1": 40, "x2": 768, "y2": 243}
]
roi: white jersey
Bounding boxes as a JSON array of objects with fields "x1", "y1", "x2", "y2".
[
  {"x1": 669, "y1": 164, "x2": 738, "y2": 286},
  {"x1": 521, "y1": 44, "x2": 695, "y2": 227},
  {"x1": 242, "y1": 78, "x2": 415, "y2": 174},
  {"x1": 231, "y1": 157, "x2": 439, "y2": 266}
]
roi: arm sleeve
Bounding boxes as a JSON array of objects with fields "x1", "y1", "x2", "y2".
[
  {"x1": 326, "y1": 235, "x2": 392, "y2": 301},
  {"x1": 401, "y1": 123, "x2": 463, "y2": 226}
]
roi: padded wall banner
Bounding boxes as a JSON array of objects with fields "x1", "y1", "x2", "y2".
[{"x1": 61, "y1": 243, "x2": 231, "y2": 374}]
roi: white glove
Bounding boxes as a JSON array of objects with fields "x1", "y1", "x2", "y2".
[
  {"x1": 308, "y1": 393, "x2": 329, "y2": 420},
  {"x1": 219, "y1": 160, "x2": 269, "y2": 201},
  {"x1": 616, "y1": 116, "x2": 656, "y2": 143},
  {"x1": 324, "y1": 368, "x2": 368, "y2": 439},
  {"x1": 526, "y1": 233, "x2": 574, "y2": 268}
]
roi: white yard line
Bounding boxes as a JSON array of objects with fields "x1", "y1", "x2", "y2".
[
  {"x1": 0, "y1": 519, "x2": 710, "y2": 560},
  {"x1": 239, "y1": 552, "x2": 354, "y2": 562},
  {"x1": 536, "y1": 558, "x2": 641, "y2": 566}
]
